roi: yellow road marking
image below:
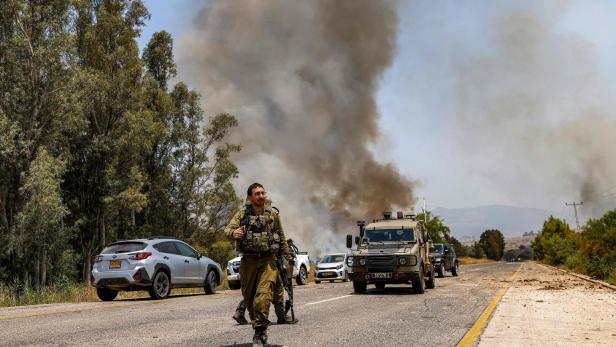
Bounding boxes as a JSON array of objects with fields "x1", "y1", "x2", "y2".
[{"x1": 456, "y1": 264, "x2": 522, "y2": 347}]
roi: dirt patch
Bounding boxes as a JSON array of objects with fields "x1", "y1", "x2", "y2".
[{"x1": 459, "y1": 257, "x2": 498, "y2": 265}]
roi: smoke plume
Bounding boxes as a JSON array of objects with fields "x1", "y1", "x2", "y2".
[
  {"x1": 180, "y1": 0, "x2": 413, "y2": 253},
  {"x1": 454, "y1": 7, "x2": 616, "y2": 221}
]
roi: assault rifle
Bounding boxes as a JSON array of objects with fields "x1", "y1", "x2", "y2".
[{"x1": 275, "y1": 255, "x2": 295, "y2": 321}]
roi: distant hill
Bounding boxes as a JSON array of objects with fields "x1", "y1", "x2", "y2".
[{"x1": 433, "y1": 205, "x2": 556, "y2": 240}]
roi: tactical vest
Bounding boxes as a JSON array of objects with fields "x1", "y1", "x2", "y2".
[{"x1": 240, "y1": 207, "x2": 281, "y2": 253}]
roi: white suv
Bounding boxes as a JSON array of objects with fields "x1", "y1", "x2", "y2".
[
  {"x1": 91, "y1": 237, "x2": 222, "y2": 301},
  {"x1": 314, "y1": 253, "x2": 350, "y2": 283}
]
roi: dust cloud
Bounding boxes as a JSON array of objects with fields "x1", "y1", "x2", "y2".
[
  {"x1": 179, "y1": 0, "x2": 414, "y2": 253},
  {"x1": 454, "y1": 8, "x2": 616, "y2": 221}
]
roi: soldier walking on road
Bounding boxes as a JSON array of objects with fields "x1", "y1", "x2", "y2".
[{"x1": 225, "y1": 182, "x2": 293, "y2": 346}]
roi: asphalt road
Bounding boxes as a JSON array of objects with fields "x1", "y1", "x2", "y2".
[{"x1": 0, "y1": 262, "x2": 520, "y2": 347}]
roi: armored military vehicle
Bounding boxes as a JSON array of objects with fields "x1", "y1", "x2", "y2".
[{"x1": 346, "y1": 211, "x2": 435, "y2": 294}]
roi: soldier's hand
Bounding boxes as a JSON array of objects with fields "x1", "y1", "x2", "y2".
[{"x1": 232, "y1": 227, "x2": 244, "y2": 240}]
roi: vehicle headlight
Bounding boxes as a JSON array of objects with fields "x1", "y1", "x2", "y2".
[
  {"x1": 359, "y1": 258, "x2": 366, "y2": 266},
  {"x1": 398, "y1": 257, "x2": 408, "y2": 265},
  {"x1": 409, "y1": 255, "x2": 417, "y2": 266},
  {"x1": 336, "y1": 264, "x2": 343, "y2": 270},
  {"x1": 346, "y1": 257, "x2": 353, "y2": 267}
]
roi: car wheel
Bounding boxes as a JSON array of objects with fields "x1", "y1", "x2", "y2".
[
  {"x1": 315, "y1": 280, "x2": 321, "y2": 284},
  {"x1": 96, "y1": 288, "x2": 118, "y2": 301},
  {"x1": 437, "y1": 264, "x2": 445, "y2": 278},
  {"x1": 452, "y1": 262, "x2": 459, "y2": 277},
  {"x1": 412, "y1": 266, "x2": 425, "y2": 294},
  {"x1": 375, "y1": 282, "x2": 385, "y2": 290},
  {"x1": 204, "y1": 271, "x2": 218, "y2": 294},
  {"x1": 229, "y1": 281, "x2": 241, "y2": 290},
  {"x1": 353, "y1": 281, "x2": 367, "y2": 294},
  {"x1": 296, "y1": 265, "x2": 307, "y2": 285},
  {"x1": 149, "y1": 271, "x2": 171, "y2": 299},
  {"x1": 426, "y1": 269, "x2": 435, "y2": 289}
]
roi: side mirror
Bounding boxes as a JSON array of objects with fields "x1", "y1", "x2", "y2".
[
  {"x1": 346, "y1": 235, "x2": 353, "y2": 249},
  {"x1": 197, "y1": 253, "x2": 202, "y2": 260},
  {"x1": 354, "y1": 236, "x2": 359, "y2": 245}
]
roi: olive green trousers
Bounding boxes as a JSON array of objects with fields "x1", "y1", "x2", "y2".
[{"x1": 240, "y1": 255, "x2": 278, "y2": 328}]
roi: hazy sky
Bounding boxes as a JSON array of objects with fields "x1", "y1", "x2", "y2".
[{"x1": 137, "y1": 1, "x2": 616, "y2": 223}]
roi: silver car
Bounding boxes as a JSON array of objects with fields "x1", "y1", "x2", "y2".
[
  {"x1": 91, "y1": 237, "x2": 222, "y2": 301},
  {"x1": 314, "y1": 253, "x2": 350, "y2": 283}
]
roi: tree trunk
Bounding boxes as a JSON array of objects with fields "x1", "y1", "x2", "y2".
[
  {"x1": 34, "y1": 254, "x2": 40, "y2": 289},
  {"x1": 41, "y1": 248, "x2": 47, "y2": 287},
  {"x1": 82, "y1": 252, "x2": 92, "y2": 284}
]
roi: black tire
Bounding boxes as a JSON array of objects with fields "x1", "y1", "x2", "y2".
[
  {"x1": 426, "y1": 269, "x2": 435, "y2": 289},
  {"x1": 96, "y1": 288, "x2": 118, "y2": 301},
  {"x1": 353, "y1": 281, "x2": 367, "y2": 294},
  {"x1": 343, "y1": 271, "x2": 349, "y2": 282},
  {"x1": 375, "y1": 282, "x2": 385, "y2": 290},
  {"x1": 437, "y1": 264, "x2": 445, "y2": 278},
  {"x1": 149, "y1": 271, "x2": 171, "y2": 299},
  {"x1": 204, "y1": 271, "x2": 218, "y2": 294},
  {"x1": 451, "y1": 262, "x2": 459, "y2": 277},
  {"x1": 412, "y1": 266, "x2": 425, "y2": 294},
  {"x1": 329, "y1": 280, "x2": 334, "y2": 283},
  {"x1": 315, "y1": 280, "x2": 321, "y2": 284},
  {"x1": 228, "y1": 281, "x2": 241, "y2": 290},
  {"x1": 296, "y1": 265, "x2": 308, "y2": 285}
]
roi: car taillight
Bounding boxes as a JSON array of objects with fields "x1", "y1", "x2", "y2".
[
  {"x1": 130, "y1": 252, "x2": 152, "y2": 260},
  {"x1": 133, "y1": 271, "x2": 141, "y2": 281}
]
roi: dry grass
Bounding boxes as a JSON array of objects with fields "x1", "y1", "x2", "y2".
[
  {"x1": 0, "y1": 273, "x2": 230, "y2": 308},
  {"x1": 458, "y1": 256, "x2": 498, "y2": 265}
]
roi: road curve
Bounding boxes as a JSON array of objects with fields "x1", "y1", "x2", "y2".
[{"x1": 0, "y1": 262, "x2": 520, "y2": 347}]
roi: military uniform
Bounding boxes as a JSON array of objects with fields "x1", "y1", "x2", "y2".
[{"x1": 225, "y1": 203, "x2": 291, "y2": 329}]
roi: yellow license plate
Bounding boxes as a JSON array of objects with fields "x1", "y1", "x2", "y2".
[
  {"x1": 323, "y1": 272, "x2": 335, "y2": 276},
  {"x1": 109, "y1": 260, "x2": 121, "y2": 269}
]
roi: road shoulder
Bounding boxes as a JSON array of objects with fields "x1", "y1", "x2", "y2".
[{"x1": 478, "y1": 262, "x2": 616, "y2": 346}]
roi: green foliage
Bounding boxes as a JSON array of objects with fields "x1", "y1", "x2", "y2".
[
  {"x1": 479, "y1": 229, "x2": 505, "y2": 260},
  {"x1": 416, "y1": 212, "x2": 450, "y2": 242},
  {"x1": 532, "y1": 212, "x2": 616, "y2": 283},
  {"x1": 0, "y1": 1, "x2": 242, "y2": 288},
  {"x1": 469, "y1": 242, "x2": 485, "y2": 258}
]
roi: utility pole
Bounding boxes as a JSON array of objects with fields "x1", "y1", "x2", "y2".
[{"x1": 565, "y1": 201, "x2": 583, "y2": 230}]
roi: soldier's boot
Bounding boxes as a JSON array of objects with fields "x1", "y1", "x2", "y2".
[
  {"x1": 252, "y1": 327, "x2": 267, "y2": 346},
  {"x1": 275, "y1": 303, "x2": 298, "y2": 324},
  {"x1": 232, "y1": 301, "x2": 249, "y2": 325}
]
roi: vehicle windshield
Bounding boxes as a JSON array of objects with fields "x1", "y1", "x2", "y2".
[
  {"x1": 320, "y1": 255, "x2": 345, "y2": 263},
  {"x1": 102, "y1": 242, "x2": 146, "y2": 254},
  {"x1": 432, "y1": 244, "x2": 444, "y2": 254},
  {"x1": 365, "y1": 228, "x2": 414, "y2": 242}
]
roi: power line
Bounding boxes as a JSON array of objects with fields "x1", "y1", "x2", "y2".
[{"x1": 565, "y1": 201, "x2": 583, "y2": 230}]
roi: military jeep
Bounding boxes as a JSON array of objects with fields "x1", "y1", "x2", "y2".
[
  {"x1": 429, "y1": 243, "x2": 459, "y2": 278},
  {"x1": 346, "y1": 211, "x2": 435, "y2": 294}
]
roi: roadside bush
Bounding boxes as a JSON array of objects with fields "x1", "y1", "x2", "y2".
[{"x1": 479, "y1": 229, "x2": 505, "y2": 260}]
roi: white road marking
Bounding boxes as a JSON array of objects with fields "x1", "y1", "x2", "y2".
[{"x1": 304, "y1": 295, "x2": 353, "y2": 306}]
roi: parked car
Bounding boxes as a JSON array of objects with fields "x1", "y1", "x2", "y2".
[
  {"x1": 91, "y1": 237, "x2": 222, "y2": 301},
  {"x1": 314, "y1": 253, "x2": 350, "y2": 283},
  {"x1": 429, "y1": 243, "x2": 459, "y2": 278},
  {"x1": 227, "y1": 249, "x2": 311, "y2": 289}
]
